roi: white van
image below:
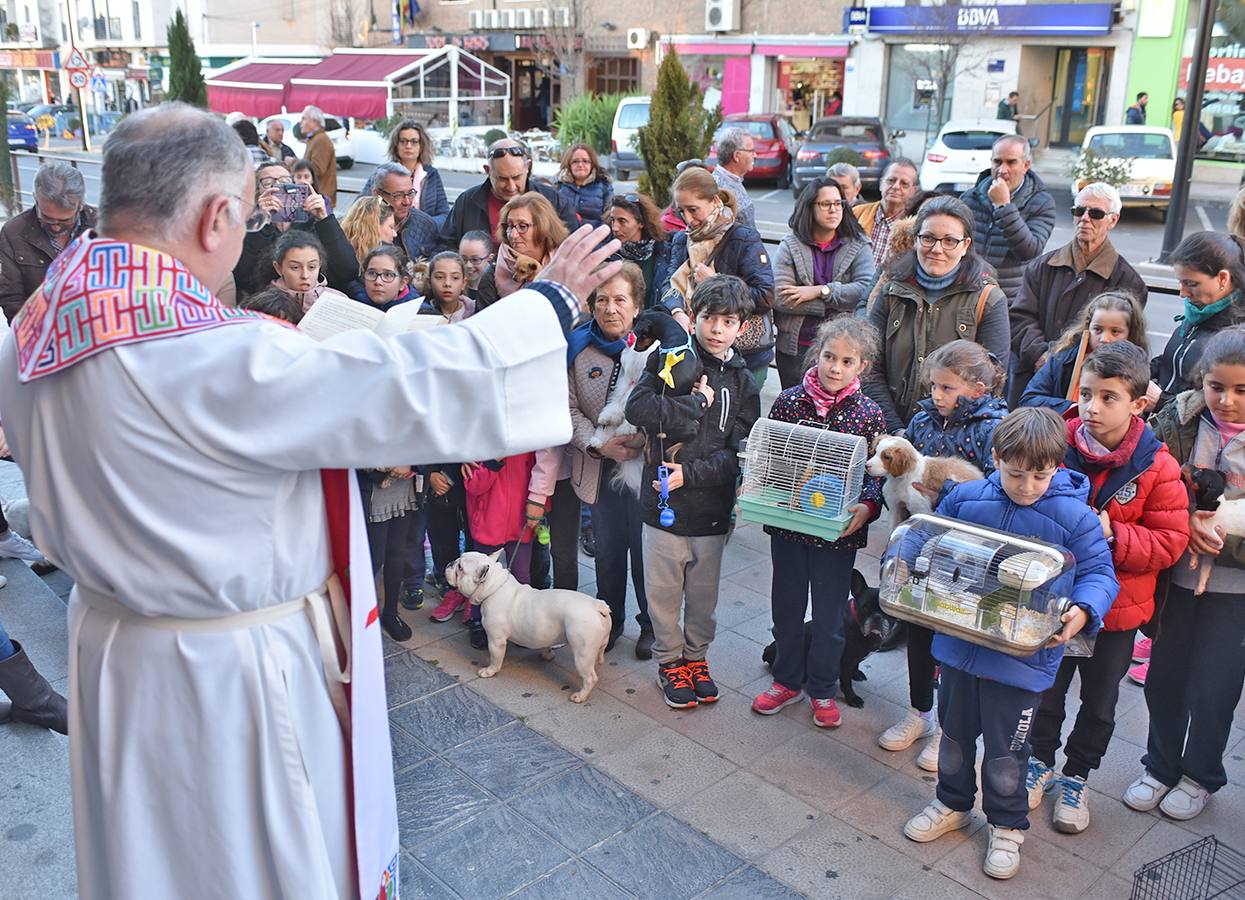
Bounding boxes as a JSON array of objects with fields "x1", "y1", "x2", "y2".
[{"x1": 610, "y1": 96, "x2": 651, "y2": 180}]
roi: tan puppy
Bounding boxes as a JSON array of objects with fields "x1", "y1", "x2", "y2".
[
  {"x1": 446, "y1": 551, "x2": 612, "y2": 703},
  {"x1": 866, "y1": 434, "x2": 984, "y2": 528}
]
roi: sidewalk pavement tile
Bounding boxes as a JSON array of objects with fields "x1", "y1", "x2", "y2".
[
  {"x1": 1026, "y1": 782, "x2": 1160, "y2": 869},
  {"x1": 1081, "y1": 872, "x2": 1138, "y2": 900},
  {"x1": 511, "y1": 766, "x2": 656, "y2": 853},
  {"x1": 389, "y1": 684, "x2": 514, "y2": 752},
  {"x1": 663, "y1": 686, "x2": 805, "y2": 767},
  {"x1": 583, "y1": 812, "x2": 745, "y2": 900},
  {"x1": 721, "y1": 558, "x2": 773, "y2": 598},
  {"x1": 465, "y1": 654, "x2": 582, "y2": 718},
  {"x1": 713, "y1": 579, "x2": 773, "y2": 629},
  {"x1": 0, "y1": 560, "x2": 68, "y2": 683},
  {"x1": 934, "y1": 825, "x2": 1104, "y2": 900},
  {"x1": 411, "y1": 804, "x2": 571, "y2": 899},
  {"x1": 0, "y1": 726, "x2": 75, "y2": 900},
  {"x1": 717, "y1": 542, "x2": 771, "y2": 579},
  {"x1": 694, "y1": 629, "x2": 775, "y2": 691},
  {"x1": 1109, "y1": 818, "x2": 1202, "y2": 879},
  {"x1": 888, "y1": 869, "x2": 991, "y2": 899},
  {"x1": 695, "y1": 865, "x2": 807, "y2": 899},
  {"x1": 510, "y1": 860, "x2": 634, "y2": 899},
  {"x1": 1167, "y1": 781, "x2": 1245, "y2": 839},
  {"x1": 748, "y1": 729, "x2": 895, "y2": 815},
  {"x1": 442, "y1": 721, "x2": 581, "y2": 800},
  {"x1": 398, "y1": 853, "x2": 460, "y2": 899},
  {"x1": 524, "y1": 684, "x2": 661, "y2": 759},
  {"x1": 403, "y1": 633, "x2": 486, "y2": 681},
  {"x1": 762, "y1": 815, "x2": 930, "y2": 899},
  {"x1": 393, "y1": 757, "x2": 493, "y2": 849},
  {"x1": 672, "y1": 770, "x2": 821, "y2": 861},
  {"x1": 390, "y1": 722, "x2": 433, "y2": 774},
  {"x1": 593, "y1": 725, "x2": 737, "y2": 807},
  {"x1": 384, "y1": 649, "x2": 456, "y2": 706},
  {"x1": 728, "y1": 610, "x2": 775, "y2": 647}
]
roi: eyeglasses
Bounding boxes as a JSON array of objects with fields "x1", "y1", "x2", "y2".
[
  {"x1": 883, "y1": 177, "x2": 916, "y2": 189},
  {"x1": 461, "y1": 255, "x2": 491, "y2": 265},
  {"x1": 363, "y1": 269, "x2": 400, "y2": 283},
  {"x1": 226, "y1": 194, "x2": 269, "y2": 233},
  {"x1": 740, "y1": 146, "x2": 757, "y2": 154},
  {"x1": 916, "y1": 233, "x2": 969, "y2": 251},
  {"x1": 379, "y1": 188, "x2": 418, "y2": 202},
  {"x1": 814, "y1": 200, "x2": 844, "y2": 211},
  {"x1": 489, "y1": 146, "x2": 529, "y2": 160},
  {"x1": 1071, "y1": 206, "x2": 1111, "y2": 221},
  {"x1": 569, "y1": 157, "x2": 593, "y2": 166},
  {"x1": 397, "y1": 137, "x2": 421, "y2": 147},
  {"x1": 504, "y1": 221, "x2": 532, "y2": 235},
  {"x1": 258, "y1": 175, "x2": 294, "y2": 189},
  {"x1": 36, "y1": 205, "x2": 77, "y2": 229}
]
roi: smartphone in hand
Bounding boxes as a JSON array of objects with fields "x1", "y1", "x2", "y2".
[{"x1": 271, "y1": 183, "x2": 312, "y2": 224}]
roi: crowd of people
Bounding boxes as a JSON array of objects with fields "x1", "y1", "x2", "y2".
[{"x1": 0, "y1": 107, "x2": 1244, "y2": 890}]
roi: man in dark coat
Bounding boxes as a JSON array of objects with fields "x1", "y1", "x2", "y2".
[
  {"x1": 0, "y1": 160, "x2": 96, "y2": 321},
  {"x1": 437, "y1": 138, "x2": 578, "y2": 250}
]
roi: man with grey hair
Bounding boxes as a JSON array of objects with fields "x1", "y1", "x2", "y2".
[
  {"x1": 827, "y1": 161, "x2": 861, "y2": 206},
  {"x1": 1010, "y1": 180, "x2": 1146, "y2": 403},
  {"x1": 372, "y1": 161, "x2": 439, "y2": 261},
  {"x1": 0, "y1": 102, "x2": 621, "y2": 900},
  {"x1": 300, "y1": 103, "x2": 337, "y2": 205},
  {"x1": 0, "y1": 160, "x2": 96, "y2": 319},
  {"x1": 712, "y1": 126, "x2": 756, "y2": 227}
]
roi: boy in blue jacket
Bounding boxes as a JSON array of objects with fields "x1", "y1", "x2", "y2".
[{"x1": 902, "y1": 407, "x2": 1119, "y2": 881}]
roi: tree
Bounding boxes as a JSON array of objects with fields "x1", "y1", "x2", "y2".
[
  {"x1": 166, "y1": 10, "x2": 207, "y2": 107},
  {"x1": 637, "y1": 48, "x2": 720, "y2": 208},
  {"x1": 893, "y1": 7, "x2": 991, "y2": 149},
  {"x1": 545, "y1": 0, "x2": 589, "y2": 103}
]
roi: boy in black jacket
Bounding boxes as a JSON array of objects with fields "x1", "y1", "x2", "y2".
[{"x1": 625, "y1": 275, "x2": 761, "y2": 708}]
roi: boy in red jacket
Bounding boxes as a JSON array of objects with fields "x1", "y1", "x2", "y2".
[{"x1": 1027, "y1": 342, "x2": 1190, "y2": 834}]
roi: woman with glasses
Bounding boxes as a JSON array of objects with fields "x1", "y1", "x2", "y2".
[
  {"x1": 381, "y1": 119, "x2": 449, "y2": 225},
  {"x1": 475, "y1": 192, "x2": 569, "y2": 310},
  {"x1": 556, "y1": 143, "x2": 613, "y2": 229},
  {"x1": 606, "y1": 193, "x2": 670, "y2": 309},
  {"x1": 771, "y1": 177, "x2": 874, "y2": 389},
  {"x1": 862, "y1": 195, "x2": 1010, "y2": 432}
]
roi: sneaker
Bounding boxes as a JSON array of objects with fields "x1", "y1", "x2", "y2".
[
  {"x1": 0, "y1": 575, "x2": 7, "y2": 588},
  {"x1": 810, "y1": 697, "x2": 841, "y2": 728},
  {"x1": 685, "y1": 659, "x2": 719, "y2": 703},
  {"x1": 1132, "y1": 635, "x2": 1152, "y2": 663},
  {"x1": 0, "y1": 530, "x2": 44, "y2": 562},
  {"x1": 1123, "y1": 771, "x2": 1172, "y2": 811},
  {"x1": 400, "y1": 585, "x2": 424, "y2": 611},
  {"x1": 580, "y1": 524, "x2": 596, "y2": 558},
  {"x1": 903, "y1": 800, "x2": 971, "y2": 843},
  {"x1": 656, "y1": 660, "x2": 698, "y2": 709},
  {"x1": 1053, "y1": 775, "x2": 1090, "y2": 834},
  {"x1": 381, "y1": 613, "x2": 413, "y2": 643},
  {"x1": 916, "y1": 732, "x2": 942, "y2": 772},
  {"x1": 1159, "y1": 777, "x2": 1211, "y2": 821},
  {"x1": 1026, "y1": 759, "x2": 1057, "y2": 810},
  {"x1": 635, "y1": 630, "x2": 655, "y2": 661},
  {"x1": 1126, "y1": 660, "x2": 1149, "y2": 686},
  {"x1": 752, "y1": 683, "x2": 803, "y2": 715},
  {"x1": 983, "y1": 825, "x2": 1024, "y2": 880},
  {"x1": 467, "y1": 620, "x2": 488, "y2": 650},
  {"x1": 879, "y1": 710, "x2": 938, "y2": 751},
  {"x1": 429, "y1": 589, "x2": 467, "y2": 622}
]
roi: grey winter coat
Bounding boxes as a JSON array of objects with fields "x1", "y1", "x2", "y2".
[
  {"x1": 770, "y1": 233, "x2": 874, "y2": 357},
  {"x1": 960, "y1": 170, "x2": 1057, "y2": 302}
]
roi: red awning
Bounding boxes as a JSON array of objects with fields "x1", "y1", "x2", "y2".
[
  {"x1": 286, "y1": 50, "x2": 433, "y2": 120},
  {"x1": 206, "y1": 59, "x2": 319, "y2": 118}
]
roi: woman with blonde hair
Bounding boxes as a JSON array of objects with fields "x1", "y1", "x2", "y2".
[
  {"x1": 556, "y1": 142, "x2": 613, "y2": 229},
  {"x1": 1228, "y1": 187, "x2": 1245, "y2": 240},
  {"x1": 476, "y1": 192, "x2": 569, "y2": 309},
  {"x1": 340, "y1": 196, "x2": 398, "y2": 263}
]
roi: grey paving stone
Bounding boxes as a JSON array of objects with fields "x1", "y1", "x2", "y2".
[
  {"x1": 523, "y1": 686, "x2": 662, "y2": 760},
  {"x1": 443, "y1": 721, "x2": 581, "y2": 800},
  {"x1": 935, "y1": 825, "x2": 1104, "y2": 900},
  {"x1": 673, "y1": 770, "x2": 820, "y2": 862},
  {"x1": 389, "y1": 684, "x2": 514, "y2": 752},
  {"x1": 763, "y1": 815, "x2": 927, "y2": 899},
  {"x1": 385, "y1": 649, "x2": 456, "y2": 707},
  {"x1": 399, "y1": 852, "x2": 462, "y2": 899},
  {"x1": 1109, "y1": 818, "x2": 1204, "y2": 880},
  {"x1": 593, "y1": 726, "x2": 737, "y2": 808},
  {"x1": 888, "y1": 868, "x2": 989, "y2": 900},
  {"x1": 695, "y1": 865, "x2": 806, "y2": 899},
  {"x1": 0, "y1": 560, "x2": 68, "y2": 683},
  {"x1": 0, "y1": 725, "x2": 75, "y2": 900},
  {"x1": 1026, "y1": 781, "x2": 1160, "y2": 870},
  {"x1": 393, "y1": 758, "x2": 494, "y2": 849},
  {"x1": 584, "y1": 813, "x2": 745, "y2": 900},
  {"x1": 412, "y1": 804, "x2": 570, "y2": 900},
  {"x1": 390, "y1": 721, "x2": 432, "y2": 774},
  {"x1": 511, "y1": 860, "x2": 635, "y2": 899},
  {"x1": 512, "y1": 766, "x2": 656, "y2": 853},
  {"x1": 750, "y1": 729, "x2": 894, "y2": 814}
]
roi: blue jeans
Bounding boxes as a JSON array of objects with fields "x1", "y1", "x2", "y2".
[
  {"x1": 0, "y1": 616, "x2": 13, "y2": 660},
  {"x1": 592, "y1": 472, "x2": 651, "y2": 636},
  {"x1": 769, "y1": 535, "x2": 855, "y2": 699}
]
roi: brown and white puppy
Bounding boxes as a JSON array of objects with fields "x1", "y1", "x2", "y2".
[{"x1": 866, "y1": 434, "x2": 984, "y2": 528}]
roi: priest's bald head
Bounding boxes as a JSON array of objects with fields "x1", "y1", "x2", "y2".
[{"x1": 97, "y1": 102, "x2": 255, "y2": 294}]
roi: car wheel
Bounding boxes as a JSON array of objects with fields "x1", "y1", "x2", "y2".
[
  {"x1": 337, "y1": 158, "x2": 354, "y2": 170},
  {"x1": 1156, "y1": 205, "x2": 1168, "y2": 224},
  {"x1": 777, "y1": 163, "x2": 791, "y2": 190}
]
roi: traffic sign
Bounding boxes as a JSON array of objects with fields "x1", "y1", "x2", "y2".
[
  {"x1": 90, "y1": 74, "x2": 106, "y2": 92},
  {"x1": 68, "y1": 70, "x2": 87, "y2": 89},
  {"x1": 63, "y1": 47, "x2": 89, "y2": 71}
]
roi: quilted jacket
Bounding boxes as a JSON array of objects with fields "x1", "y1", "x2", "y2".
[
  {"x1": 903, "y1": 394, "x2": 1008, "y2": 473},
  {"x1": 959, "y1": 170, "x2": 1056, "y2": 302}
]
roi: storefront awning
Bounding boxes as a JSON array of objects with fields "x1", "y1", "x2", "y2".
[
  {"x1": 206, "y1": 58, "x2": 321, "y2": 118},
  {"x1": 286, "y1": 50, "x2": 437, "y2": 120}
]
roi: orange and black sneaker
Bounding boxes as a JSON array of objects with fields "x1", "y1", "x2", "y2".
[
  {"x1": 685, "y1": 659, "x2": 719, "y2": 704},
  {"x1": 656, "y1": 659, "x2": 699, "y2": 709}
]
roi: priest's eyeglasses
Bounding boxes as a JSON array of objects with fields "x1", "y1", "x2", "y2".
[{"x1": 227, "y1": 194, "x2": 269, "y2": 234}]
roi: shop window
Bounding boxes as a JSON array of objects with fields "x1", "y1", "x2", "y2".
[
  {"x1": 131, "y1": 0, "x2": 140, "y2": 39},
  {"x1": 588, "y1": 57, "x2": 639, "y2": 95}
]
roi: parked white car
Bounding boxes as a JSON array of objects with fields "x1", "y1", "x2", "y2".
[
  {"x1": 610, "y1": 96, "x2": 650, "y2": 180},
  {"x1": 258, "y1": 113, "x2": 355, "y2": 169},
  {"x1": 919, "y1": 119, "x2": 1020, "y2": 192},
  {"x1": 1073, "y1": 125, "x2": 1174, "y2": 220}
]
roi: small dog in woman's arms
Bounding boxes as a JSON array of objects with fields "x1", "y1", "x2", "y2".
[{"x1": 866, "y1": 434, "x2": 984, "y2": 529}]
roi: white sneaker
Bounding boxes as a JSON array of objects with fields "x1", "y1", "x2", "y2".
[
  {"x1": 904, "y1": 800, "x2": 972, "y2": 843},
  {"x1": 1052, "y1": 775, "x2": 1090, "y2": 834},
  {"x1": 1025, "y1": 759, "x2": 1057, "y2": 810},
  {"x1": 1159, "y1": 777, "x2": 1210, "y2": 820},
  {"x1": 0, "y1": 530, "x2": 43, "y2": 562},
  {"x1": 916, "y1": 732, "x2": 941, "y2": 772},
  {"x1": 879, "y1": 710, "x2": 937, "y2": 751},
  {"x1": 1123, "y1": 771, "x2": 1172, "y2": 812},
  {"x1": 0, "y1": 575, "x2": 7, "y2": 589},
  {"x1": 983, "y1": 825, "x2": 1024, "y2": 879}
]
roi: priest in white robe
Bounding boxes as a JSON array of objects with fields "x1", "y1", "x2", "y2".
[{"x1": 0, "y1": 103, "x2": 621, "y2": 900}]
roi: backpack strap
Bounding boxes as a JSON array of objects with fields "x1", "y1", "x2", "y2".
[{"x1": 975, "y1": 283, "x2": 993, "y2": 325}]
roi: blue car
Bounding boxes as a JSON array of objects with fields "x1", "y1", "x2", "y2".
[{"x1": 7, "y1": 112, "x2": 38, "y2": 152}]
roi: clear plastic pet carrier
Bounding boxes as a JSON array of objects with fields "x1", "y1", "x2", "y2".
[
  {"x1": 737, "y1": 419, "x2": 867, "y2": 541},
  {"x1": 878, "y1": 514, "x2": 1093, "y2": 658}
]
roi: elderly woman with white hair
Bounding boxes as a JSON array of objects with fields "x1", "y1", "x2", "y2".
[
  {"x1": 299, "y1": 104, "x2": 337, "y2": 206},
  {"x1": 1009, "y1": 180, "x2": 1147, "y2": 402}
]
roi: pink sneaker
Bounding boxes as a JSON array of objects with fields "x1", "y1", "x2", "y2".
[
  {"x1": 1127, "y1": 660, "x2": 1149, "y2": 686},
  {"x1": 752, "y1": 683, "x2": 803, "y2": 715},
  {"x1": 429, "y1": 589, "x2": 468, "y2": 622},
  {"x1": 1133, "y1": 636, "x2": 1152, "y2": 663},
  {"x1": 811, "y1": 697, "x2": 841, "y2": 728}
]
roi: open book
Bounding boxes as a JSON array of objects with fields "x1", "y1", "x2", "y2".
[{"x1": 298, "y1": 293, "x2": 444, "y2": 341}]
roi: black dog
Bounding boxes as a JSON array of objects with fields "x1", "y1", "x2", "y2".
[
  {"x1": 632, "y1": 308, "x2": 704, "y2": 397},
  {"x1": 761, "y1": 569, "x2": 900, "y2": 708}
]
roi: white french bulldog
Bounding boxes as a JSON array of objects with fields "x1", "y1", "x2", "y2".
[{"x1": 446, "y1": 550, "x2": 612, "y2": 703}]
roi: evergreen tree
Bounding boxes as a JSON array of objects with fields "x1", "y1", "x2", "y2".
[
  {"x1": 166, "y1": 10, "x2": 207, "y2": 108},
  {"x1": 637, "y1": 48, "x2": 719, "y2": 208}
]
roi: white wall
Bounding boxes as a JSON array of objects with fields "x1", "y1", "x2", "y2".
[{"x1": 843, "y1": 37, "x2": 885, "y2": 117}]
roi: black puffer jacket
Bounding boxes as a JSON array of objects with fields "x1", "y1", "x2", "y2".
[
  {"x1": 1151, "y1": 297, "x2": 1245, "y2": 411},
  {"x1": 960, "y1": 170, "x2": 1056, "y2": 302},
  {"x1": 624, "y1": 341, "x2": 760, "y2": 536}
]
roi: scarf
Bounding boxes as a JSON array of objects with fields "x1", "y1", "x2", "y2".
[
  {"x1": 616, "y1": 240, "x2": 655, "y2": 262},
  {"x1": 14, "y1": 232, "x2": 261, "y2": 382},
  {"x1": 1181, "y1": 289, "x2": 1239, "y2": 334},
  {"x1": 670, "y1": 206, "x2": 735, "y2": 308},
  {"x1": 914, "y1": 260, "x2": 960, "y2": 296},
  {"x1": 566, "y1": 319, "x2": 628, "y2": 367},
  {"x1": 494, "y1": 242, "x2": 546, "y2": 299},
  {"x1": 802, "y1": 367, "x2": 860, "y2": 418},
  {"x1": 273, "y1": 274, "x2": 333, "y2": 313}
]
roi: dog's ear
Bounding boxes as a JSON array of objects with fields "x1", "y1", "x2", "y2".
[
  {"x1": 475, "y1": 564, "x2": 490, "y2": 584},
  {"x1": 488, "y1": 548, "x2": 504, "y2": 563},
  {"x1": 851, "y1": 569, "x2": 868, "y2": 600}
]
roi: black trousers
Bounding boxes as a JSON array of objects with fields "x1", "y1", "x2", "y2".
[
  {"x1": 1031, "y1": 628, "x2": 1136, "y2": 779},
  {"x1": 937, "y1": 664, "x2": 1038, "y2": 830},
  {"x1": 1143, "y1": 584, "x2": 1245, "y2": 792},
  {"x1": 547, "y1": 478, "x2": 581, "y2": 591},
  {"x1": 776, "y1": 350, "x2": 807, "y2": 392},
  {"x1": 367, "y1": 512, "x2": 412, "y2": 623},
  {"x1": 769, "y1": 536, "x2": 855, "y2": 699},
  {"x1": 907, "y1": 624, "x2": 938, "y2": 712},
  {"x1": 426, "y1": 482, "x2": 471, "y2": 587}
]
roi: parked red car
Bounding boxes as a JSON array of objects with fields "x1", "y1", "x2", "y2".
[{"x1": 705, "y1": 113, "x2": 800, "y2": 188}]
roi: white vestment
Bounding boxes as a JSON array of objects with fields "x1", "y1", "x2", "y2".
[{"x1": 0, "y1": 293, "x2": 572, "y2": 900}]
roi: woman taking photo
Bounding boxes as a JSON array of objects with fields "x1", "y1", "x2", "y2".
[
  {"x1": 381, "y1": 119, "x2": 449, "y2": 224},
  {"x1": 475, "y1": 192, "x2": 569, "y2": 309},
  {"x1": 772, "y1": 177, "x2": 875, "y2": 389},
  {"x1": 863, "y1": 195, "x2": 1009, "y2": 433},
  {"x1": 556, "y1": 143, "x2": 613, "y2": 229},
  {"x1": 606, "y1": 192, "x2": 670, "y2": 309}
]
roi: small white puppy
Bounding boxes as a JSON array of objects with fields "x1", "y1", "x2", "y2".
[
  {"x1": 589, "y1": 338, "x2": 654, "y2": 497},
  {"x1": 446, "y1": 550, "x2": 612, "y2": 703},
  {"x1": 866, "y1": 434, "x2": 984, "y2": 528}
]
